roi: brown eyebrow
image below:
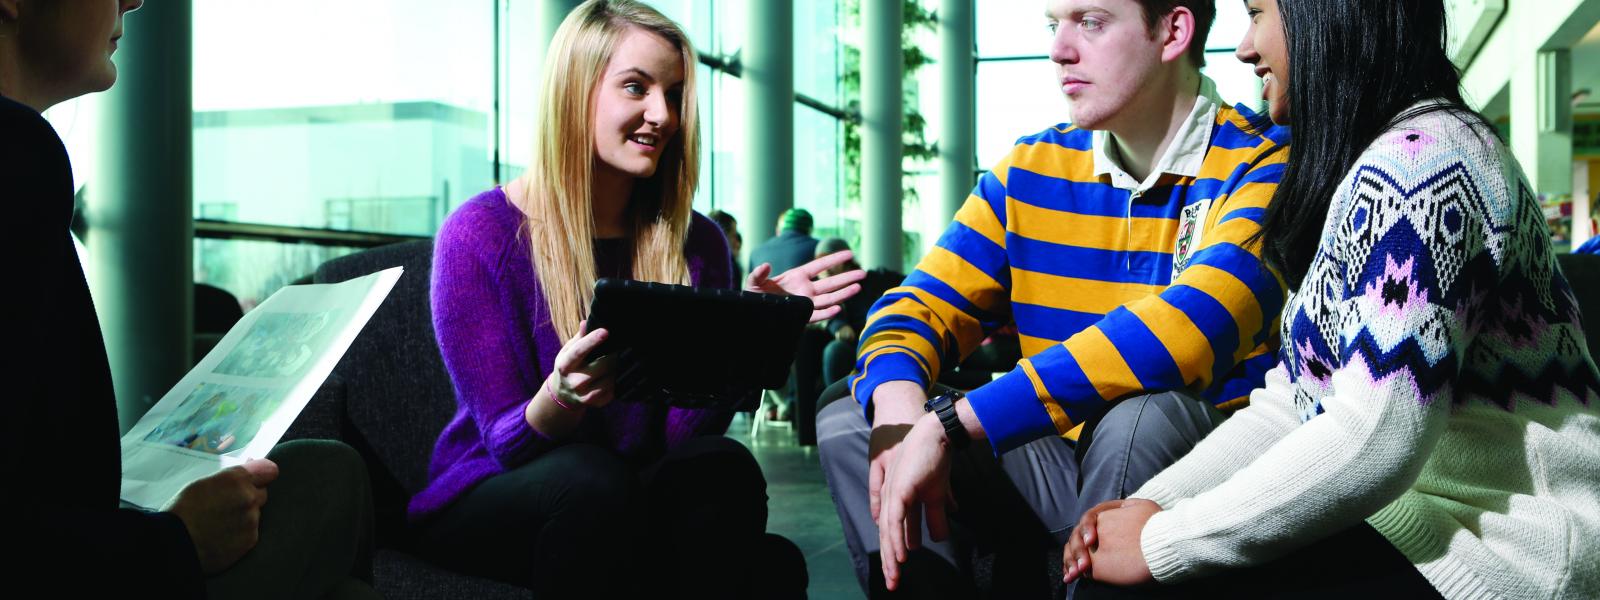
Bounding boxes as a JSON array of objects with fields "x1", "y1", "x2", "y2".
[
  {"x1": 1046, "y1": 6, "x2": 1114, "y2": 21},
  {"x1": 615, "y1": 67, "x2": 657, "y2": 82},
  {"x1": 1068, "y1": 6, "x2": 1113, "y2": 20}
]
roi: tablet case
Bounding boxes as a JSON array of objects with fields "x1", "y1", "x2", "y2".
[{"x1": 586, "y1": 278, "x2": 814, "y2": 410}]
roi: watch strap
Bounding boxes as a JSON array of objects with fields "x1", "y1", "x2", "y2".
[{"x1": 926, "y1": 391, "x2": 971, "y2": 450}]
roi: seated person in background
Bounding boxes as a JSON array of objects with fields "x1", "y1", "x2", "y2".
[
  {"x1": 1060, "y1": 1, "x2": 1600, "y2": 597},
  {"x1": 708, "y1": 208, "x2": 744, "y2": 281},
  {"x1": 808, "y1": 236, "x2": 1017, "y2": 397},
  {"x1": 813, "y1": 237, "x2": 906, "y2": 386},
  {"x1": 407, "y1": 1, "x2": 862, "y2": 597},
  {"x1": 820, "y1": 0, "x2": 1290, "y2": 595},
  {"x1": 750, "y1": 207, "x2": 823, "y2": 420},
  {"x1": 792, "y1": 238, "x2": 904, "y2": 445},
  {"x1": 751, "y1": 208, "x2": 822, "y2": 278},
  {"x1": 1, "y1": 1, "x2": 376, "y2": 598}
]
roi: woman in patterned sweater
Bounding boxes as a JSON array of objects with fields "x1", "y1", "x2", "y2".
[{"x1": 1063, "y1": 1, "x2": 1600, "y2": 598}]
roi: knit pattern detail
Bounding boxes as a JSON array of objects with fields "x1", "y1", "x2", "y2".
[
  {"x1": 1283, "y1": 117, "x2": 1599, "y2": 415},
  {"x1": 1131, "y1": 105, "x2": 1600, "y2": 599}
]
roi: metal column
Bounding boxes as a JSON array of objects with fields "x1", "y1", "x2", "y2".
[
  {"x1": 861, "y1": 0, "x2": 904, "y2": 271},
  {"x1": 745, "y1": 0, "x2": 795, "y2": 251},
  {"x1": 86, "y1": 1, "x2": 193, "y2": 432}
]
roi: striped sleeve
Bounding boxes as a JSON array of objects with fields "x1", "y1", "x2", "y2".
[
  {"x1": 968, "y1": 144, "x2": 1290, "y2": 453},
  {"x1": 848, "y1": 152, "x2": 1017, "y2": 416}
]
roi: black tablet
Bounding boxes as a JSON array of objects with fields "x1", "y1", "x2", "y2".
[{"x1": 586, "y1": 278, "x2": 814, "y2": 410}]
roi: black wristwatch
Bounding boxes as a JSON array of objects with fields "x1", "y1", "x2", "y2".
[{"x1": 924, "y1": 390, "x2": 971, "y2": 450}]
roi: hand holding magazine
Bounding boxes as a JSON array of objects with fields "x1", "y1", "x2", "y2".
[{"x1": 119, "y1": 267, "x2": 402, "y2": 509}]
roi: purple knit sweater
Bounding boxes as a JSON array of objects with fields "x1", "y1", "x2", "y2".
[{"x1": 408, "y1": 187, "x2": 736, "y2": 520}]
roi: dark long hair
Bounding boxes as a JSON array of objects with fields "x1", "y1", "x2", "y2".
[{"x1": 1253, "y1": 0, "x2": 1496, "y2": 289}]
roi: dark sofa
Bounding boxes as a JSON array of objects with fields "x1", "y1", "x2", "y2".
[{"x1": 283, "y1": 240, "x2": 531, "y2": 599}]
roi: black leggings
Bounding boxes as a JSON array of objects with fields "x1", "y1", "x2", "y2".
[
  {"x1": 1074, "y1": 522, "x2": 1443, "y2": 599},
  {"x1": 413, "y1": 436, "x2": 806, "y2": 599}
]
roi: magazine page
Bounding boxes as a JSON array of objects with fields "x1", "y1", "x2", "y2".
[{"x1": 118, "y1": 267, "x2": 402, "y2": 509}]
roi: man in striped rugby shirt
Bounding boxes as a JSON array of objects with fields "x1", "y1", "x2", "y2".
[{"x1": 816, "y1": 0, "x2": 1289, "y2": 595}]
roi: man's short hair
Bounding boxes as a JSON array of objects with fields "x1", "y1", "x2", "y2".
[
  {"x1": 1136, "y1": 0, "x2": 1215, "y2": 68},
  {"x1": 781, "y1": 208, "x2": 814, "y2": 234}
]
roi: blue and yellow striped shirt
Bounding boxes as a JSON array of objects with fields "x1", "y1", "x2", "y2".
[{"x1": 850, "y1": 103, "x2": 1289, "y2": 453}]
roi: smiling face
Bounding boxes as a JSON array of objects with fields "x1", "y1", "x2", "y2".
[
  {"x1": 1237, "y1": 0, "x2": 1290, "y2": 124},
  {"x1": 1045, "y1": 0, "x2": 1176, "y2": 131},
  {"x1": 590, "y1": 26, "x2": 685, "y2": 181}
]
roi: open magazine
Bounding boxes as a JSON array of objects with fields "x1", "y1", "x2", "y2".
[{"x1": 119, "y1": 267, "x2": 403, "y2": 509}]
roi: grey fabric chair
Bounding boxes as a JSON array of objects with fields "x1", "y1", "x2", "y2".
[
  {"x1": 1558, "y1": 252, "x2": 1600, "y2": 358},
  {"x1": 285, "y1": 239, "x2": 531, "y2": 599}
]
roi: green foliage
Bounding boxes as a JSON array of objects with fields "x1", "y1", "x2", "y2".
[{"x1": 840, "y1": 0, "x2": 939, "y2": 214}]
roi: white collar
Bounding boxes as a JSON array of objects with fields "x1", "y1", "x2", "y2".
[{"x1": 1092, "y1": 76, "x2": 1225, "y2": 193}]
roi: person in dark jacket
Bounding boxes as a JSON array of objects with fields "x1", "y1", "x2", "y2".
[
  {"x1": 749, "y1": 208, "x2": 820, "y2": 280},
  {"x1": 1, "y1": 1, "x2": 374, "y2": 597}
]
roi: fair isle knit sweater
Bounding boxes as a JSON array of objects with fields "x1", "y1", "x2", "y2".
[{"x1": 1131, "y1": 106, "x2": 1600, "y2": 598}]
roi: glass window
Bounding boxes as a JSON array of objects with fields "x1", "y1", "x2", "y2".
[
  {"x1": 691, "y1": 62, "x2": 718, "y2": 215},
  {"x1": 500, "y1": 0, "x2": 544, "y2": 176},
  {"x1": 193, "y1": 0, "x2": 495, "y2": 235},
  {"x1": 1204, "y1": 50, "x2": 1264, "y2": 111},
  {"x1": 795, "y1": 0, "x2": 843, "y2": 107},
  {"x1": 906, "y1": 170, "x2": 944, "y2": 262},
  {"x1": 43, "y1": 96, "x2": 102, "y2": 195},
  {"x1": 975, "y1": 59, "x2": 1063, "y2": 169},
  {"x1": 52, "y1": 1, "x2": 857, "y2": 308},
  {"x1": 713, "y1": 0, "x2": 748, "y2": 62},
  {"x1": 1202, "y1": 1, "x2": 1263, "y2": 110},
  {"x1": 976, "y1": 0, "x2": 1052, "y2": 58},
  {"x1": 974, "y1": 0, "x2": 1266, "y2": 168},
  {"x1": 795, "y1": 103, "x2": 844, "y2": 236},
  {"x1": 1207, "y1": 1, "x2": 1252, "y2": 52},
  {"x1": 192, "y1": 0, "x2": 494, "y2": 301},
  {"x1": 709, "y1": 67, "x2": 747, "y2": 217},
  {"x1": 194, "y1": 239, "x2": 361, "y2": 310},
  {"x1": 642, "y1": 0, "x2": 716, "y2": 56},
  {"x1": 903, "y1": 0, "x2": 948, "y2": 265}
]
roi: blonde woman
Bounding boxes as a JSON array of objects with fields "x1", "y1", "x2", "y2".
[{"x1": 409, "y1": 1, "x2": 854, "y2": 596}]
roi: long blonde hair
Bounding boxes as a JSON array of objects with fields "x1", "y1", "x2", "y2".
[{"x1": 520, "y1": 0, "x2": 700, "y2": 343}]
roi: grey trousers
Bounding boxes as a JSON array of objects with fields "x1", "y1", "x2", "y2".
[
  {"x1": 815, "y1": 382, "x2": 1222, "y2": 592},
  {"x1": 205, "y1": 439, "x2": 378, "y2": 600}
]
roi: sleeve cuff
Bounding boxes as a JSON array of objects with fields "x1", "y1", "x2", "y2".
[
  {"x1": 965, "y1": 368, "x2": 1060, "y2": 455},
  {"x1": 851, "y1": 351, "x2": 930, "y2": 420},
  {"x1": 1140, "y1": 509, "x2": 1195, "y2": 583},
  {"x1": 490, "y1": 400, "x2": 548, "y2": 465},
  {"x1": 1130, "y1": 481, "x2": 1184, "y2": 510},
  {"x1": 148, "y1": 510, "x2": 207, "y2": 593}
]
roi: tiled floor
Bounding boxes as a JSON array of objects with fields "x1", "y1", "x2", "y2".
[{"x1": 727, "y1": 413, "x2": 865, "y2": 600}]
